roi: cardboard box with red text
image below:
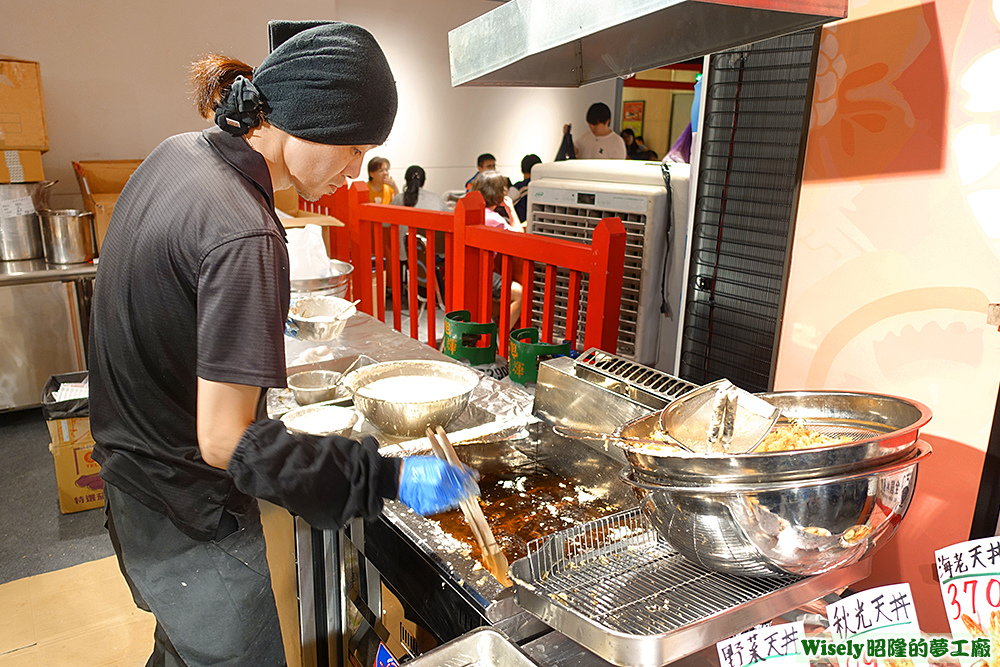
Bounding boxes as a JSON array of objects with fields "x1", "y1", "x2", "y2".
[
  {"x1": 42, "y1": 372, "x2": 103, "y2": 514},
  {"x1": 47, "y1": 417, "x2": 103, "y2": 514}
]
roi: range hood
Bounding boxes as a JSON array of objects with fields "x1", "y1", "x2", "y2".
[{"x1": 449, "y1": 0, "x2": 847, "y2": 87}]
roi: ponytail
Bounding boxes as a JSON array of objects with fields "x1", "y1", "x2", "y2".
[
  {"x1": 402, "y1": 165, "x2": 425, "y2": 207},
  {"x1": 190, "y1": 55, "x2": 255, "y2": 121}
]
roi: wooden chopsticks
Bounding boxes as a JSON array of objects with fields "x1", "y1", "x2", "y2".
[{"x1": 426, "y1": 425, "x2": 511, "y2": 586}]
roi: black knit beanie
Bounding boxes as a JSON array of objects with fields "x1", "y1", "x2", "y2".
[{"x1": 215, "y1": 21, "x2": 398, "y2": 146}]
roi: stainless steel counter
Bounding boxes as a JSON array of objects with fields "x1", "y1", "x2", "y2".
[
  {"x1": 0, "y1": 257, "x2": 98, "y2": 287},
  {"x1": 273, "y1": 312, "x2": 535, "y2": 667},
  {"x1": 277, "y1": 320, "x2": 866, "y2": 667},
  {"x1": 0, "y1": 258, "x2": 96, "y2": 411},
  {"x1": 284, "y1": 311, "x2": 448, "y2": 368}
]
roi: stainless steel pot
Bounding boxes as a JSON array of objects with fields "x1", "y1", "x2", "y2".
[
  {"x1": 0, "y1": 181, "x2": 55, "y2": 261},
  {"x1": 37, "y1": 209, "x2": 97, "y2": 264}
]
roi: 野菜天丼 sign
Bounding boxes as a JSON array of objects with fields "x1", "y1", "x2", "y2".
[{"x1": 717, "y1": 621, "x2": 805, "y2": 667}]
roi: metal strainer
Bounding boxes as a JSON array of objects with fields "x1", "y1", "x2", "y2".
[{"x1": 658, "y1": 379, "x2": 781, "y2": 454}]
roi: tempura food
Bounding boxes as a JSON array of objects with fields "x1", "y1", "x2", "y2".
[{"x1": 754, "y1": 418, "x2": 852, "y2": 452}]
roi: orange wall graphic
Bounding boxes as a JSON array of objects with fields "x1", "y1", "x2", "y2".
[{"x1": 777, "y1": 0, "x2": 1000, "y2": 631}]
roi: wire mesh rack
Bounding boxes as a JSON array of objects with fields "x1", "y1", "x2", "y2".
[
  {"x1": 521, "y1": 509, "x2": 799, "y2": 635},
  {"x1": 510, "y1": 507, "x2": 870, "y2": 667}
]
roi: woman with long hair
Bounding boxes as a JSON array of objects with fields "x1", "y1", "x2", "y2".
[{"x1": 390, "y1": 165, "x2": 449, "y2": 211}]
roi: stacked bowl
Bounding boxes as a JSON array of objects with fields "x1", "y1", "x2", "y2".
[{"x1": 614, "y1": 390, "x2": 932, "y2": 577}]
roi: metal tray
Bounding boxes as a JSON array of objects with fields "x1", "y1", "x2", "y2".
[
  {"x1": 406, "y1": 627, "x2": 535, "y2": 666},
  {"x1": 510, "y1": 508, "x2": 870, "y2": 667},
  {"x1": 616, "y1": 391, "x2": 931, "y2": 485}
]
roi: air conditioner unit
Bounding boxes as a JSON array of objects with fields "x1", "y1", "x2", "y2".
[{"x1": 525, "y1": 160, "x2": 691, "y2": 371}]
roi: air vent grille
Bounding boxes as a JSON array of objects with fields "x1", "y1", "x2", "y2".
[
  {"x1": 529, "y1": 204, "x2": 647, "y2": 358},
  {"x1": 679, "y1": 29, "x2": 821, "y2": 392}
]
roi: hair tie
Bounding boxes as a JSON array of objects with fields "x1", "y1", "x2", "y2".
[{"x1": 214, "y1": 75, "x2": 267, "y2": 136}]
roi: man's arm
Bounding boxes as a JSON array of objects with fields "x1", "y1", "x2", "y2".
[{"x1": 196, "y1": 377, "x2": 261, "y2": 468}]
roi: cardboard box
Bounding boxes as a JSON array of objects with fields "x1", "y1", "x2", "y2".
[
  {"x1": 0, "y1": 58, "x2": 49, "y2": 151},
  {"x1": 47, "y1": 417, "x2": 103, "y2": 514},
  {"x1": 274, "y1": 186, "x2": 344, "y2": 228},
  {"x1": 0, "y1": 149, "x2": 44, "y2": 183},
  {"x1": 42, "y1": 372, "x2": 103, "y2": 514},
  {"x1": 72, "y1": 159, "x2": 143, "y2": 249},
  {"x1": 91, "y1": 192, "x2": 119, "y2": 250}
]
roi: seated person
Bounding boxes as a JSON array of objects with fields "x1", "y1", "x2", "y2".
[
  {"x1": 367, "y1": 156, "x2": 397, "y2": 203},
  {"x1": 621, "y1": 128, "x2": 657, "y2": 160},
  {"x1": 391, "y1": 165, "x2": 449, "y2": 212},
  {"x1": 469, "y1": 170, "x2": 525, "y2": 328},
  {"x1": 510, "y1": 154, "x2": 541, "y2": 223},
  {"x1": 464, "y1": 153, "x2": 496, "y2": 191},
  {"x1": 390, "y1": 165, "x2": 449, "y2": 262}
]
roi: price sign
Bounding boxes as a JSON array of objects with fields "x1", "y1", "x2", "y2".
[
  {"x1": 936, "y1": 537, "x2": 1000, "y2": 645},
  {"x1": 825, "y1": 583, "x2": 923, "y2": 667},
  {"x1": 717, "y1": 621, "x2": 805, "y2": 667}
]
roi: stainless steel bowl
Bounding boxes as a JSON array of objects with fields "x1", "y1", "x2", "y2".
[
  {"x1": 287, "y1": 370, "x2": 342, "y2": 405},
  {"x1": 281, "y1": 404, "x2": 358, "y2": 437},
  {"x1": 343, "y1": 359, "x2": 480, "y2": 437},
  {"x1": 290, "y1": 259, "x2": 353, "y2": 297},
  {"x1": 616, "y1": 391, "x2": 932, "y2": 485},
  {"x1": 624, "y1": 441, "x2": 930, "y2": 577},
  {"x1": 288, "y1": 295, "x2": 356, "y2": 342}
]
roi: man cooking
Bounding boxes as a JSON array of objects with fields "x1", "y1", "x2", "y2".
[{"x1": 88, "y1": 21, "x2": 477, "y2": 666}]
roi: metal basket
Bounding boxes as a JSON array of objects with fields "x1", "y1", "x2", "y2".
[{"x1": 509, "y1": 508, "x2": 869, "y2": 666}]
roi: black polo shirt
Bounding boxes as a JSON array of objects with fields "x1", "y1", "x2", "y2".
[{"x1": 89, "y1": 127, "x2": 290, "y2": 539}]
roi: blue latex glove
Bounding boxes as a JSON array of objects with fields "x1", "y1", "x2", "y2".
[
  {"x1": 398, "y1": 456, "x2": 480, "y2": 516},
  {"x1": 284, "y1": 319, "x2": 301, "y2": 339}
]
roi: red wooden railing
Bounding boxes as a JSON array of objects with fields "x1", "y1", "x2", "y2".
[{"x1": 299, "y1": 182, "x2": 626, "y2": 359}]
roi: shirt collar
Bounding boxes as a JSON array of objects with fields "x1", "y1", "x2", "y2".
[{"x1": 202, "y1": 126, "x2": 287, "y2": 241}]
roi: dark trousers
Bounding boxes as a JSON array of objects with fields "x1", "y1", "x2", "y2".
[{"x1": 104, "y1": 483, "x2": 286, "y2": 666}]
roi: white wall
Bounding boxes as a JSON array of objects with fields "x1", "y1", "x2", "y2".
[
  {"x1": 339, "y1": 0, "x2": 616, "y2": 194},
  {"x1": 0, "y1": 0, "x2": 615, "y2": 209}
]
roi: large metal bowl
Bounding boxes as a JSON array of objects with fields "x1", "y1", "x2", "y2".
[
  {"x1": 290, "y1": 259, "x2": 353, "y2": 297},
  {"x1": 616, "y1": 391, "x2": 932, "y2": 485},
  {"x1": 343, "y1": 359, "x2": 480, "y2": 437},
  {"x1": 287, "y1": 295, "x2": 356, "y2": 342},
  {"x1": 624, "y1": 441, "x2": 930, "y2": 577}
]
